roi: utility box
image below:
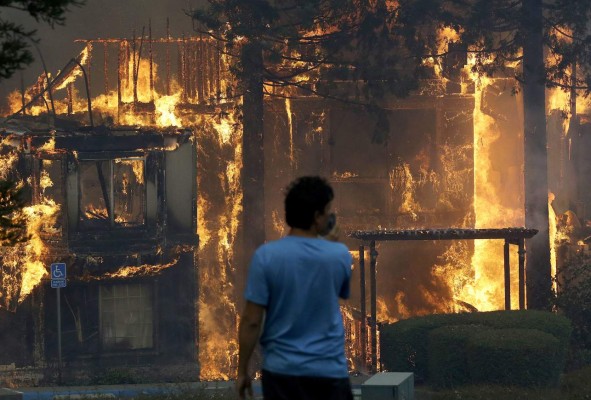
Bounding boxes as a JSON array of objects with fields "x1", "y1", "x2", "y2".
[{"x1": 361, "y1": 372, "x2": 414, "y2": 400}]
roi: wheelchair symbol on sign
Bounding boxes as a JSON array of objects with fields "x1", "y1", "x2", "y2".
[{"x1": 51, "y1": 263, "x2": 66, "y2": 279}]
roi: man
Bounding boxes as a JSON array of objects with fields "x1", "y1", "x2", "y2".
[{"x1": 237, "y1": 176, "x2": 353, "y2": 400}]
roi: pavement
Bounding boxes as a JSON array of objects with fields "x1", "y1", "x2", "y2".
[
  {"x1": 1, "y1": 382, "x2": 237, "y2": 400},
  {"x1": 0, "y1": 379, "x2": 375, "y2": 400},
  {"x1": 0, "y1": 374, "x2": 390, "y2": 400}
]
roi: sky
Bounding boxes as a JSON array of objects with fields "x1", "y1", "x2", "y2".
[{"x1": 0, "y1": 0, "x2": 205, "y2": 102}]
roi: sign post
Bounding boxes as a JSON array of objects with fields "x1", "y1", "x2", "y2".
[{"x1": 51, "y1": 263, "x2": 66, "y2": 382}]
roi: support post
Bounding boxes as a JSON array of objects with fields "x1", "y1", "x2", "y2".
[
  {"x1": 504, "y1": 239, "x2": 511, "y2": 310},
  {"x1": 359, "y1": 245, "x2": 366, "y2": 372},
  {"x1": 166, "y1": 18, "x2": 171, "y2": 95},
  {"x1": 117, "y1": 41, "x2": 122, "y2": 123},
  {"x1": 57, "y1": 287, "x2": 62, "y2": 384},
  {"x1": 518, "y1": 238, "x2": 526, "y2": 309},
  {"x1": 149, "y1": 19, "x2": 154, "y2": 103},
  {"x1": 369, "y1": 240, "x2": 378, "y2": 373}
]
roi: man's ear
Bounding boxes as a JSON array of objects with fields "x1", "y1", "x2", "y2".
[{"x1": 312, "y1": 210, "x2": 322, "y2": 227}]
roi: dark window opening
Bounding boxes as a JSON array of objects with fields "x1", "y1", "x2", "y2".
[{"x1": 99, "y1": 283, "x2": 153, "y2": 350}]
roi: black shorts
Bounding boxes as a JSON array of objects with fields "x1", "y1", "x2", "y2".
[{"x1": 261, "y1": 369, "x2": 353, "y2": 400}]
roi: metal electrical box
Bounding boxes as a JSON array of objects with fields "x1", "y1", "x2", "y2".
[{"x1": 361, "y1": 372, "x2": 414, "y2": 400}]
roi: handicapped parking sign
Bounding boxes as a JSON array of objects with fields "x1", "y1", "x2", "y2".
[{"x1": 51, "y1": 263, "x2": 66, "y2": 288}]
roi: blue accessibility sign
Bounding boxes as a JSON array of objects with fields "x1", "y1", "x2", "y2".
[{"x1": 50, "y1": 263, "x2": 66, "y2": 288}]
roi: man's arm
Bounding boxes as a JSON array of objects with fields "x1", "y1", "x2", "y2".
[{"x1": 236, "y1": 301, "x2": 265, "y2": 399}]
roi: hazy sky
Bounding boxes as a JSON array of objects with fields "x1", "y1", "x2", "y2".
[{"x1": 0, "y1": 0, "x2": 205, "y2": 99}]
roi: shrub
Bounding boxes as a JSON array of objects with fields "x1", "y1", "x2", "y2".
[
  {"x1": 469, "y1": 310, "x2": 572, "y2": 349},
  {"x1": 380, "y1": 313, "x2": 454, "y2": 381},
  {"x1": 428, "y1": 325, "x2": 485, "y2": 389},
  {"x1": 380, "y1": 310, "x2": 571, "y2": 385},
  {"x1": 89, "y1": 368, "x2": 138, "y2": 385},
  {"x1": 555, "y1": 259, "x2": 591, "y2": 369},
  {"x1": 466, "y1": 328, "x2": 562, "y2": 387}
]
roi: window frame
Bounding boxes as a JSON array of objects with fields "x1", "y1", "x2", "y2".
[
  {"x1": 98, "y1": 281, "x2": 156, "y2": 352},
  {"x1": 77, "y1": 154, "x2": 147, "y2": 231}
]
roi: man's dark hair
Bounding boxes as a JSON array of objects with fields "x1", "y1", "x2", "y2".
[{"x1": 285, "y1": 176, "x2": 334, "y2": 229}]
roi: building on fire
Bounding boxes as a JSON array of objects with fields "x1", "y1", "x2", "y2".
[
  {"x1": 0, "y1": 124, "x2": 198, "y2": 384},
  {"x1": 0, "y1": 26, "x2": 589, "y2": 382}
]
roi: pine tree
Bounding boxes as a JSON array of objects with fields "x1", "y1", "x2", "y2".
[
  {"x1": 0, "y1": 0, "x2": 84, "y2": 80},
  {"x1": 0, "y1": 180, "x2": 28, "y2": 246}
]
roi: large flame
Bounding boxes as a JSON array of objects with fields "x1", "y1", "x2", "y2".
[
  {"x1": 197, "y1": 111, "x2": 243, "y2": 380},
  {"x1": 462, "y1": 58, "x2": 524, "y2": 310}
]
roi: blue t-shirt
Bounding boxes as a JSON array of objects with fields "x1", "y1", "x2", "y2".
[{"x1": 244, "y1": 235, "x2": 352, "y2": 378}]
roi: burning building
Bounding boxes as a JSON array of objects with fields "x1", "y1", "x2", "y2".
[
  {"x1": 0, "y1": 123, "x2": 198, "y2": 384},
  {"x1": 0, "y1": 21, "x2": 586, "y2": 382}
]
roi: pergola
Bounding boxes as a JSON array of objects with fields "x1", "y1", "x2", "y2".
[{"x1": 348, "y1": 227, "x2": 538, "y2": 373}]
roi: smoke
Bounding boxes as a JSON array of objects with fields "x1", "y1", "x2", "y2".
[{"x1": 0, "y1": 0, "x2": 205, "y2": 108}]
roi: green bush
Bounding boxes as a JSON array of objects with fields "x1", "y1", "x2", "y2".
[
  {"x1": 380, "y1": 310, "x2": 572, "y2": 385},
  {"x1": 428, "y1": 325, "x2": 485, "y2": 389},
  {"x1": 89, "y1": 368, "x2": 138, "y2": 385},
  {"x1": 466, "y1": 328, "x2": 562, "y2": 387},
  {"x1": 555, "y1": 259, "x2": 591, "y2": 369},
  {"x1": 468, "y1": 310, "x2": 572, "y2": 348},
  {"x1": 380, "y1": 313, "x2": 453, "y2": 381}
]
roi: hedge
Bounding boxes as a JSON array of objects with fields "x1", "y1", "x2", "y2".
[
  {"x1": 428, "y1": 325, "x2": 486, "y2": 389},
  {"x1": 466, "y1": 328, "x2": 562, "y2": 387},
  {"x1": 380, "y1": 313, "x2": 452, "y2": 381},
  {"x1": 380, "y1": 310, "x2": 572, "y2": 384}
]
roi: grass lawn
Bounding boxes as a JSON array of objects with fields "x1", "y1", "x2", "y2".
[{"x1": 418, "y1": 365, "x2": 591, "y2": 400}]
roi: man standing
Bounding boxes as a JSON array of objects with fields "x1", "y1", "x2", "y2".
[{"x1": 237, "y1": 176, "x2": 353, "y2": 400}]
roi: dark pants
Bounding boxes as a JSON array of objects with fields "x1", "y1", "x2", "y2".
[{"x1": 262, "y1": 369, "x2": 353, "y2": 400}]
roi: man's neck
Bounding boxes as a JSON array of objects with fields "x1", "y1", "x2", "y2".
[{"x1": 289, "y1": 227, "x2": 318, "y2": 238}]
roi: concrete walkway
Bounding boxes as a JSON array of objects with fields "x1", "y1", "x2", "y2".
[
  {"x1": 1, "y1": 375, "x2": 400, "y2": 400},
  {"x1": 1, "y1": 382, "x2": 240, "y2": 400}
]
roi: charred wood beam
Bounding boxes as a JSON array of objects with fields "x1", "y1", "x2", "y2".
[
  {"x1": 197, "y1": 37, "x2": 205, "y2": 103},
  {"x1": 359, "y1": 245, "x2": 367, "y2": 372},
  {"x1": 95, "y1": 161, "x2": 112, "y2": 222},
  {"x1": 215, "y1": 45, "x2": 221, "y2": 101},
  {"x1": 70, "y1": 57, "x2": 94, "y2": 128},
  {"x1": 179, "y1": 37, "x2": 186, "y2": 102},
  {"x1": 504, "y1": 240, "x2": 510, "y2": 310},
  {"x1": 191, "y1": 41, "x2": 198, "y2": 101},
  {"x1": 67, "y1": 84, "x2": 73, "y2": 115},
  {"x1": 166, "y1": 18, "x2": 171, "y2": 96},
  {"x1": 27, "y1": 133, "x2": 181, "y2": 152},
  {"x1": 117, "y1": 42, "x2": 123, "y2": 123},
  {"x1": 75, "y1": 38, "x2": 220, "y2": 44},
  {"x1": 104, "y1": 42, "x2": 109, "y2": 95},
  {"x1": 20, "y1": 72, "x2": 26, "y2": 115},
  {"x1": 348, "y1": 228, "x2": 538, "y2": 242},
  {"x1": 369, "y1": 241, "x2": 377, "y2": 374},
  {"x1": 132, "y1": 31, "x2": 137, "y2": 104},
  {"x1": 208, "y1": 41, "x2": 215, "y2": 99},
  {"x1": 149, "y1": 20, "x2": 154, "y2": 103}
]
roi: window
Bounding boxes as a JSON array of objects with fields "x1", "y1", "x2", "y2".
[
  {"x1": 99, "y1": 283, "x2": 153, "y2": 350},
  {"x1": 79, "y1": 157, "x2": 145, "y2": 229}
]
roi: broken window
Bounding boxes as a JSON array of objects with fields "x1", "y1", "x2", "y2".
[
  {"x1": 79, "y1": 157, "x2": 145, "y2": 230},
  {"x1": 99, "y1": 283, "x2": 153, "y2": 350},
  {"x1": 113, "y1": 158, "x2": 145, "y2": 226}
]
